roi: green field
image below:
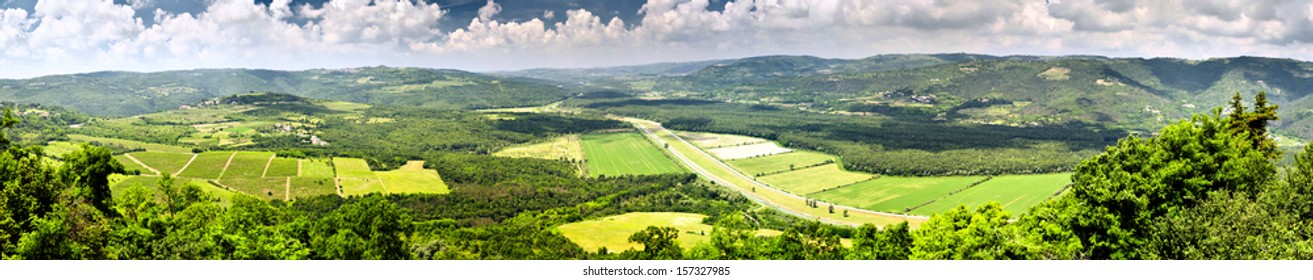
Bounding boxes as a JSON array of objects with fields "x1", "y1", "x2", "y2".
[
  {"x1": 177, "y1": 152, "x2": 234, "y2": 179},
  {"x1": 289, "y1": 177, "x2": 337, "y2": 198},
  {"x1": 494, "y1": 134, "x2": 584, "y2": 161},
  {"x1": 218, "y1": 177, "x2": 286, "y2": 200},
  {"x1": 128, "y1": 152, "x2": 195, "y2": 175},
  {"x1": 68, "y1": 134, "x2": 192, "y2": 153},
  {"x1": 110, "y1": 174, "x2": 237, "y2": 205},
  {"x1": 114, "y1": 155, "x2": 151, "y2": 174},
  {"x1": 581, "y1": 132, "x2": 684, "y2": 177},
  {"x1": 302, "y1": 159, "x2": 334, "y2": 178},
  {"x1": 375, "y1": 161, "x2": 450, "y2": 194},
  {"x1": 756, "y1": 164, "x2": 876, "y2": 195},
  {"x1": 335, "y1": 157, "x2": 384, "y2": 196},
  {"x1": 557, "y1": 212, "x2": 716, "y2": 252},
  {"x1": 43, "y1": 141, "x2": 82, "y2": 159},
  {"x1": 728, "y1": 151, "x2": 836, "y2": 177},
  {"x1": 265, "y1": 158, "x2": 300, "y2": 177},
  {"x1": 910, "y1": 173, "x2": 1073, "y2": 215},
  {"x1": 811, "y1": 176, "x2": 985, "y2": 213},
  {"x1": 676, "y1": 131, "x2": 767, "y2": 149},
  {"x1": 221, "y1": 152, "x2": 274, "y2": 179}
]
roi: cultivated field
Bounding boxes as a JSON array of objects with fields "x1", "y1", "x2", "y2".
[
  {"x1": 375, "y1": 161, "x2": 450, "y2": 194},
  {"x1": 218, "y1": 177, "x2": 286, "y2": 200},
  {"x1": 68, "y1": 134, "x2": 193, "y2": 153},
  {"x1": 128, "y1": 152, "x2": 195, "y2": 175},
  {"x1": 289, "y1": 177, "x2": 337, "y2": 198},
  {"x1": 557, "y1": 212, "x2": 717, "y2": 252},
  {"x1": 728, "y1": 151, "x2": 836, "y2": 177},
  {"x1": 757, "y1": 164, "x2": 876, "y2": 195},
  {"x1": 581, "y1": 132, "x2": 684, "y2": 177},
  {"x1": 335, "y1": 157, "x2": 385, "y2": 196},
  {"x1": 221, "y1": 152, "x2": 274, "y2": 179},
  {"x1": 910, "y1": 173, "x2": 1072, "y2": 215},
  {"x1": 43, "y1": 141, "x2": 82, "y2": 158},
  {"x1": 265, "y1": 158, "x2": 299, "y2": 177},
  {"x1": 114, "y1": 155, "x2": 151, "y2": 175},
  {"x1": 811, "y1": 176, "x2": 985, "y2": 213},
  {"x1": 706, "y1": 142, "x2": 792, "y2": 160},
  {"x1": 301, "y1": 159, "x2": 335, "y2": 178},
  {"x1": 177, "y1": 152, "x2": 234, "y2": 179},
  {"x1": 676, "y1": 131, "x2": 768, "y2": 148},
  {"x1": 493, "y1": 134, "x2": 584, "y2": 161},
  {"x1": 109, "y1": 174, "x2": 237, "y2": 205}
]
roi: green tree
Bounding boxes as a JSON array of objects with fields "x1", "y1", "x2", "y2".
[
  {"x1": 58, "y1": 144, "x2": 125, "y2": 214},
  {"x1": 910, "y1": 203, "x2": 1020, "y2": 260},
  {"x1": 309, "y1": 195, "x2": 413, "y2": 259},
  {"x1": 626, "y1": 226, "x2": 682, "y2": 260}
]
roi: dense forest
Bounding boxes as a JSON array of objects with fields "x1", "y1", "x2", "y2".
[{"x1": 3, "y1": 92, "x2": 1310, "y2": 259}]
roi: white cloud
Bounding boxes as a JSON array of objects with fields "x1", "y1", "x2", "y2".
[{"x1": 0, "y1": 0, "x2": 1312, "y2": 78}]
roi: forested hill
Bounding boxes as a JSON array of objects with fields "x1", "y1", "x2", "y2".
[
  {"x1": 506, "y1": 54, "x2": 1313, "y2": 140},
  {"x1": 0, "y1": 67, "x2": 573, "y2": 117}
]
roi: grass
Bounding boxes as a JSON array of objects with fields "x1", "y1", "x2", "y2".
[
  {"x1": 289, "y1": 177, "x2": 337, "y2": 199},
  {"x1": 335, "y1": 157, "x2": 384, "y2": 196},
  {"x1": 128, "y1": 152, "x2": 195, "y2": 175},
  {"x1": 493, "y1": 134, "x2": 584, "y2": 161},
  {"x1": 114, "y1": 155, "x2": 151, "y2": 174},
  {"x1": 302, "y1": 159, "x2": 334, "y2": 178},
  {"x1": 177, "y1": 152, "x2": 233, "y2": 180},
  {"x1": 676, "y1": 131, "x2": 767, "y2": 148},
  {"x1": 217, "y1": 177, "x2": 287, "y2": 200},
  {"x1": 265, "y1": 158, "x2": 299, "y2": 177},
  {"x1": 68, "y1": 134, "x2": 192, "y2": 153},
  {"x1": 581, "y1": 132, "x2": 684, "y2": 177},
  {"x1": 706, "y1": 142, "x2": 793, "y2": 160},
  {"x1": 728, "y1": 151, "x2": 836, "y2": 176},
  {"x1": 220, "y1": 152, "x2": 274, "y2": 179},
  {"x1": 43, "y1": 141, "x2": 82, "y2": 159},
  {"x1": 757, "y1": 164, "x2": 876, "y2": 195},
  {"x1": 110, "y1": 174, "x2": 237, "y2": 205},
  {"x1": 557, "y1": 212, "x2": 716, "y2": 252},
  {"x1": 811, "y1": 176, "x2": 985, "y2": 213},
  {"x1": 375, "y1": 161, "x2": 450, "y2": 194},
  {"x1": 910, "y1": 173, "x2": 1073, "y2": 215}
]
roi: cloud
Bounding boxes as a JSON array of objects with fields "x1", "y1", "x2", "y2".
[{"x1": 1, "y1": 0, "x2": 1312, "y2": 78}]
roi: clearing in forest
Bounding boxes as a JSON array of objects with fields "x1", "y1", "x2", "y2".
[
  {"x1": 910, "y1": 173, "x2": 1072, "y2": 215},
  {"x1": 493, "y1": 134, "x2": 584, "y2": 161},
  {"x1": 811, "y1": 176, "x2": 986, "y2": 213},
  {"x1": 581, "y1": 132, "x2": 684, "y2": 177},
  {"x1": 728, "y1": 151, "x2": 836, "y2": 177},
  {"x1": 756, "y1": 164, "x2": 876, "y2": 195},
  {"x1": 558, "y1": 212, "x2": 780, "y2": 253},
  {"x1": 374, "y1": 161, "x2": 450, "y2": 194},
  {"x1": 706, "y1": 142, "x2": 792, "y2": 160}
]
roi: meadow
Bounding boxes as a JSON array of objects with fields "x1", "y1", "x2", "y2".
[
  {"x1": 301, "y1": 159, "x2": 335, "y2": 178},
  {"x1": 335, "y1": 157, "x2": 385, "y2": 196},
  {"x1": 706, "y1": 142, "x2": 792, "y2": 160},
  {"x1": 265, "y1": 158, "x2": 300, "y2": 177},
  {"x1": 493, "y1": 134, "x2": 584, "y2": 161},
  {"x1": 176, "y1": 152, "x2": 234, "y2": 179},
  {"x1": 556, "y1": 212, "x2": 719, "y2": 252},
  {"x1": 910, "y1": 173, "x2": 1072, "y2": 215},
  {"x1": 756, "y1": 164, "x2": 876, "y2": 195},
  {"x1": 109, "y1": 174, "x2": 237, "y2": 205},
  {"x1": 728, "y1": 151, "x2": 836, "y2": 177},
  {"x1": 374, "y1": 161, "x2": 450, "y2": 194},
  {"x1": 581, "y1": 132, "x2": 684, "y2": 177},
  {"x1": 676, "y1": 131, "x2": 767, "y2": 148},
  {"x1": 221, "y1": 152, "x2": 274, "y2": 179},
  {"x1": 128, "y1": 152, "x2": 195, "y2": 175},
  {"x1": 811, "y1": 176, "x2": 985, "y2": 213},
  {"x1": 68, "y1": 134, "x2": 193, "y2": 153}
]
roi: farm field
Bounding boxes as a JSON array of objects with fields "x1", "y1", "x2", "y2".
[
  {"x1": 218, "y1": 177, "x2": 287, "y2": 201},
  {"x1": 811, "y1": 176, "x2": 986, "y2": 213},
  {"x1": 301, "y1": 159, "x2": 335, "y2": 178},
  {"x1": 289, "y1": 177, "x2": 337, "y2": 198},
  {"x1": 757, "y1": 164, "x2": 876, "y2": 195},
  {"x1": 558, "y1": 212, "x2": 778, "y2": 252},
  {"x1": 581, "y1": 132, "x2": 684, "y2": 177},
  {"x1": 728, "y1": 151, "x2": 836, "y2": 177},
  {"x1": 177, "y1": 152, "x2": 234, "y2": 179},
  {"x1": 910, "y1": 173, "x2": 1072, "y2": 215},
  {"x1": 109, "y1": 174, "x2": 237, "y2": 205},
  {"x1": 706, "y1": 142, "x2": 792, "y2": 160},
  {"x1": 375, "y1": 161, "x2": 449, "y2": 194},
  {"x1": 114, "y1": 155, "x2": 151, "y2": 175},
  {"x1": 221, "y1": 152, "x2": 275, "y2": 179},
  {"x1": 493, "y1": 134, "x2": 584, "y2": 161},
  {"x1": 335, "y1": 157, "x2": 385, "y2": 196},
  {"x1": 676, "y1": 131, "x2": 768, "y2": 148},
  {"x1": 128, "y1": 152, "x2": 195, "y2": 175},
  {"x1": 67, "y1": 134, "x2": 193, "y2": 153},
  {"x1": 42, "y1": 141, "x2": 82, "y2": 159},
  {"x1": 265, "y1": 158, "x2": 300, "y2": 177}
]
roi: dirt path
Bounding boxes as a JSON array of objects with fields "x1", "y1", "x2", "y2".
[
  {"x1": 172, "y1": 153, "x2": 199, "y2": 176},
  {"x1": 216, "y1": 152, "x2": 237, "y2": 180},
  {"x1": 285, "y1": 177, "x2": 291, "y2": 201},
  {"x1": 374, "y1": 173, "x2": 390, "y2": 193},
  {"x1": 261, "y1": 153, "x2": 275, "y2": 178},
  {"x1": 122, "y1": 153, "x2": 162, "y2": 176},
  {"x1": 297, "y1": 159, "x2": 303, "y2": 177}
]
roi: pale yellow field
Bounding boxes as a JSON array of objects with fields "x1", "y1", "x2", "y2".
[
  {"x1": 558, "y1": 212, "x2": 778, "y2": 253},
  {"x1": 493, "y1": 134, "x2": 584, "y2": 161},
  {"x1": 675, "y1": 131, "x2": 769, "y2": 149}
]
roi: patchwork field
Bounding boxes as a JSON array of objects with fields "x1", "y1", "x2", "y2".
[
  {"x1": 757, "y1": 164, "x2": 876, "y2": 195},
  {"x1": 728, "y1": 151, "x2": 836, "y2": 177},
  {"x1": 221, "y1": 152, "x2": 274, "y2": 179},
  {"x1": 218, "y1": 177, "x2": 286, "y2": 200},
  {"x1": 265, "y1": 158, "x2": 299, "y2": 177},
  {"x1": 375, "y1": 161, "x2": 450, "y2": 194},
  {"x1": 68, "y1": 134, "x2": 193, "y2": 153},
  {"x1": 289, "y1": 177, "x2": 337, "y2": 198},
  {"x1": 129, "y1": 152, "x2": 195, "y2": 175},
  {"x1": 301, "y1": 159, "x2": 335, "y2": 178},
  {"x1": 558, "y1": 212, "x2": 777, "y2": 253},
  {"x1": 706, "y1": 142, "x2": 792, "y2": 160},
  {"x1": 335, "y1": 157, "x2": 385, "y2": 196},
  {"x1": 581, "y1": 132, "x2": 684, "y2": 177},
  {"x1": 177, "y1": 152, "x2": 234, "y2": 179},
  {"x1": 676, "y1": 131, "x2": 768, "y2": 148},
  {"x1": 910, "y1": 173, "x2": 1072, "y2": 215},
  {"x1": 811, "y1": 176, "x2": 985, "y2": 213},
  {"x1": 493, "y1": 134, "x2": 584, "y2": 161}
]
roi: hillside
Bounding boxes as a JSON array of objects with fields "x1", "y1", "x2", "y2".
[{"x1": 0, "y1": 67, "x2": 574, "y2": 117}]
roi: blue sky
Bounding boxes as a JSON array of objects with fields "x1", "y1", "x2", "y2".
[{"x1": 0, "y1": 0, "x2": 1311, "y2": 78}]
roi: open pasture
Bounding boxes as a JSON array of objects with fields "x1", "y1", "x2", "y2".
[
  {"x1": 757, "y1": 164, "x2": 876, "y2": 195},
  {"x1": 493, "y1": 134, "x2": 584, "y2": 161},
  {"x1": 581, "y1": 132, "x2": 684, "y2": 177},
  {"x1": 910, "y1": 173, "x2": 1072, "y2": 215},
  {"x1": 706, "y1": 142, "x2": 792, "y2": 160},
  {"x1": 375, "y1": 161, "x2": 450, "y2": 194},
  {"x1": 728, "y1": 151, "x2": 835, "y2": 177},
  {"x1": 811, "y1": 176, "x2": 985, "y2": 213},
  {"x1": 177, "y1": 152, "x2": 234, "y2": 179}
]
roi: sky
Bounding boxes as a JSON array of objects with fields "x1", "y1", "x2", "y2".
[{"x1": 0, "y1": 0, "x2": 1311, "y2": 78}]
